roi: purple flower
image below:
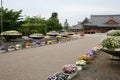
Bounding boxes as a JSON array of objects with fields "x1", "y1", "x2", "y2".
[
  {"x1": 0, "y1": 45, "x2": 7, "y2": 50},
  {"x1": 48, "y1": 72, "x2": 68, "y2": 80},
  {"x1": 48, "y1": 75, "x2": 57, "y2": 80},
  {"x1": 91, "y1": 50, "x2": 96, "y2": 54},
  {"x1": 86, "y1": 50, "x2": 95, "y2": 56}
]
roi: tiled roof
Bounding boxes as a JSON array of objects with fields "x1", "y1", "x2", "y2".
[
  {"x1": 69, "y1": 26, "x2": 81, "y2": 29},
  {"x1": 86, "y1": 15, "x2": 120, "y2": 27},
  {"x1": 69, "y1": 22, "x2": 82, "y2": 29}
]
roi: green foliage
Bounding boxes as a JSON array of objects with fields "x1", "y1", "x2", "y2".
[
  {"x1": 47, "y1": 18, "x2": 62, "y2": 31},
  {"x1": 21, "y1": 12, "x2": 63, "y2": 36},
  {"x1": 21, "y1": 16, "x2": 48, "y2": 36},
  {"x1": 47, "y1": 12, "x2": 63, "y2": 32},
  {"x1": 51, "y1": 12, "x2": 58, "y2": 18},
  {"x1": 0, "y1": 8, "x2": 22, "y2": 32},
  {"x1": 0, "y1": 9, "x2": 62, "y2": 36}
]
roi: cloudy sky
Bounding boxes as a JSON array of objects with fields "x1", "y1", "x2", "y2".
[{"x1": 3, "y1": 0, "x2": 120, "y2": 26}]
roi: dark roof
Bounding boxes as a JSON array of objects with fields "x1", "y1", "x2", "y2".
[
  {"x1": 81, "y1": 18, "x2": 89, "y2": 24},
  {"x1": 85, "y1": 15, "x2": 120, "y2": 27},
  {"x1": 69, "y1": 22, "x2": 82, "y2": 29}
]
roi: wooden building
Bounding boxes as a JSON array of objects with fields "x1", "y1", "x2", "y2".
[{"x1": 82, "y1": 15, "x2": 120, "y2": 34}]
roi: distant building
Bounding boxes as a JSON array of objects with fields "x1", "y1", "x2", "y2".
[
  {"x1": 68, "y1": 22, "x2": 83, "y2": 32},
  {"x1": 82, "y1": 15, "x2": 120, "y2": 34}
]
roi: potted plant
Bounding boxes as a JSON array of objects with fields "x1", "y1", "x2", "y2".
[
  {"x1": 107, "y1": 30, "x2": 120, "y2": 36},
  {"x1": 1, "y1": 30, "x2": 22, "y2": 41},
  {"x1": 48, "y1": 72, "x2": 68, "y2": 80},
  {"x1": 7, "y1": 45, "x2": 16, "y2": 51},
  {"x1": 101, "y1": 30, "x2": 120, "y2": 57},
  {"x1": 78, "y1": 55, "x2": 91, "y2": 61},
  {"x1": 92, "y1": 45, "x2": 102, "y2": 52},
  {"x1": 76, "y1": 60, "x2": 86, "y2": 70},
  {"x1": 15, "y1": 44, "x2": 22, "y2": 50},
  {"x1": 62, "y1": 64, "x2": 78, "y2": 79},
  {"x1": 101, "y1": 37, "x2": 120, "y2": 51},
  {"x1": 47, "y1": 40, "x2": 53, "y2": 45},
  {"x1": 86, "y1": 50, "x2": 95, "y2": 56},
  {"x1": 24, "y1": 41, "x2": 32, "y2": 48},
  {"x1": 0, "y1": 45, "x2": 7, "y2": 53}
]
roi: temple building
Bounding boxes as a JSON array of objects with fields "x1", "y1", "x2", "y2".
[
  {"x1": 82, "y1": 15, "x2": 120, "y2": 34},
  {"x1": 68, "y1": 22, "x2": 83, "y2": 32}
]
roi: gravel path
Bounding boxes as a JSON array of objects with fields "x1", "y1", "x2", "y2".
[{"x1": 0, "y1": 35, "x2": 104, "y2": 80}]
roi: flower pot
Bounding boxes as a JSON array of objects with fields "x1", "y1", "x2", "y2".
[
  {"x1": 76, "y1": 66, "x2": 83, "y2": 71},
  {"x1": 79, "y1": 55, "x2": 91, "y2": 61},
  {"x1": 64, "y1": 70, "x2": 78, "y2": 80},
  {"x1": 62, "y1": 64, "x2": 78, "y2": 79},
  {"x1": 25, "y1": 46, "x2": 32, "y2": 48},
  {"x1": 48, "y1": 72, "x2": 69, "y2": 80},
  {"x1": 0, "y1": 45, "x2": 7, "y2": 53},
  {"x1": 15, "y1": 44, "x2": 22, "y2": 50},
  {"x1": 101, "y1": 48, "x2": 120, "y2": 57},
  {"x1": 7, "y1": 45, "x2": 15, "y2": 51}
]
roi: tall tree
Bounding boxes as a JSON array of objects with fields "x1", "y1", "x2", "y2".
[
  {"x1": 0, "y1": 8, "x2": 22, "y2": 32},
  {"x1": 51, "y1": 12, "x2": 58, "y2": 18},
  {"x1": 47, "y1": 12, "x2": 62, "y2": 32}
]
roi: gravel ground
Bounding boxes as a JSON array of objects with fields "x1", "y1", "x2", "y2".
[
  {"x1": 73, "y1": 51, "x2": 120, "y2": 80},
  {"x1": 0, "y1": 34, "x2": 118, "y2": 80}
]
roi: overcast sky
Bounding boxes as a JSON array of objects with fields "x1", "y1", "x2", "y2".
[{"x1": 3, "y1": 0, "x2": 120, "y2": 26}]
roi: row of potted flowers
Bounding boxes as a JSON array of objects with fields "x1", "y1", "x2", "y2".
[
  {"x1": 0, "y1": 38, "x2": 74, "y2": 53},
  {"x1": 75, "y1": 45, "x2": 101, "y2": 70},
  {"x1": 0, "y1": 33, "x2": 84, "y2": 53},
  {"x1": 47, "y1": 45, "x2": 101, "y2": 80}
]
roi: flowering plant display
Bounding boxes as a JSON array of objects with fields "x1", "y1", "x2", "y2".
[
  {"x1": 101, "y1": 30, "x2": 120, "y2": 51},
  {"x1": 7, "y1": 45, "x2": 16, "y2": 51},
  {"x1": 92, "y1": 45, "x2": 102, "y2": 51},
  {"x1": 56, "y1": 35, "x2": 62, "y2": 39},
  {"x1": 48, "y1": 75, "x2": 57, "y2": 80},
  {"x1": 29, "y1": 33, "x2": 44, "y2": 39},
  {"x1": 0, "y1": 45, "x2": 7, "y2": 50},
  {"x1": 107, "y1": 30, "x2": 120, "y2": 36},
  {"x1": 24, "y1": 41, "x2": 32, "y2": 46},
  {"x1": 62, "y1": 64, "x2": 77, "y2": 74},
  {"x1": 76, "y1": 60, "x2": 86, "y2": 66},
  {"x1": 101, "y1": 37, "x2": 120, "y2": 50},
  {"x1": 15, "y1": 44, "x2": 22, "y2": 50},
  {"x1": 79, "y1": 55, "x2": 91, "y2": 61},
  {"x1": 48, "y1": 72, "x2": 68, "y2": 80},
  {"x1": 1, "y1": 30, "x2": 22, "y2": 36},
  {"x1": 0, "y1": 45, "x2": 7, "y2": 53},
  {"x1": 47, "y1": 40, "x2": 53, "y2": 45},
  {"x1": 86, "y1": 50, "x2": 95, "y2": 56}
]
